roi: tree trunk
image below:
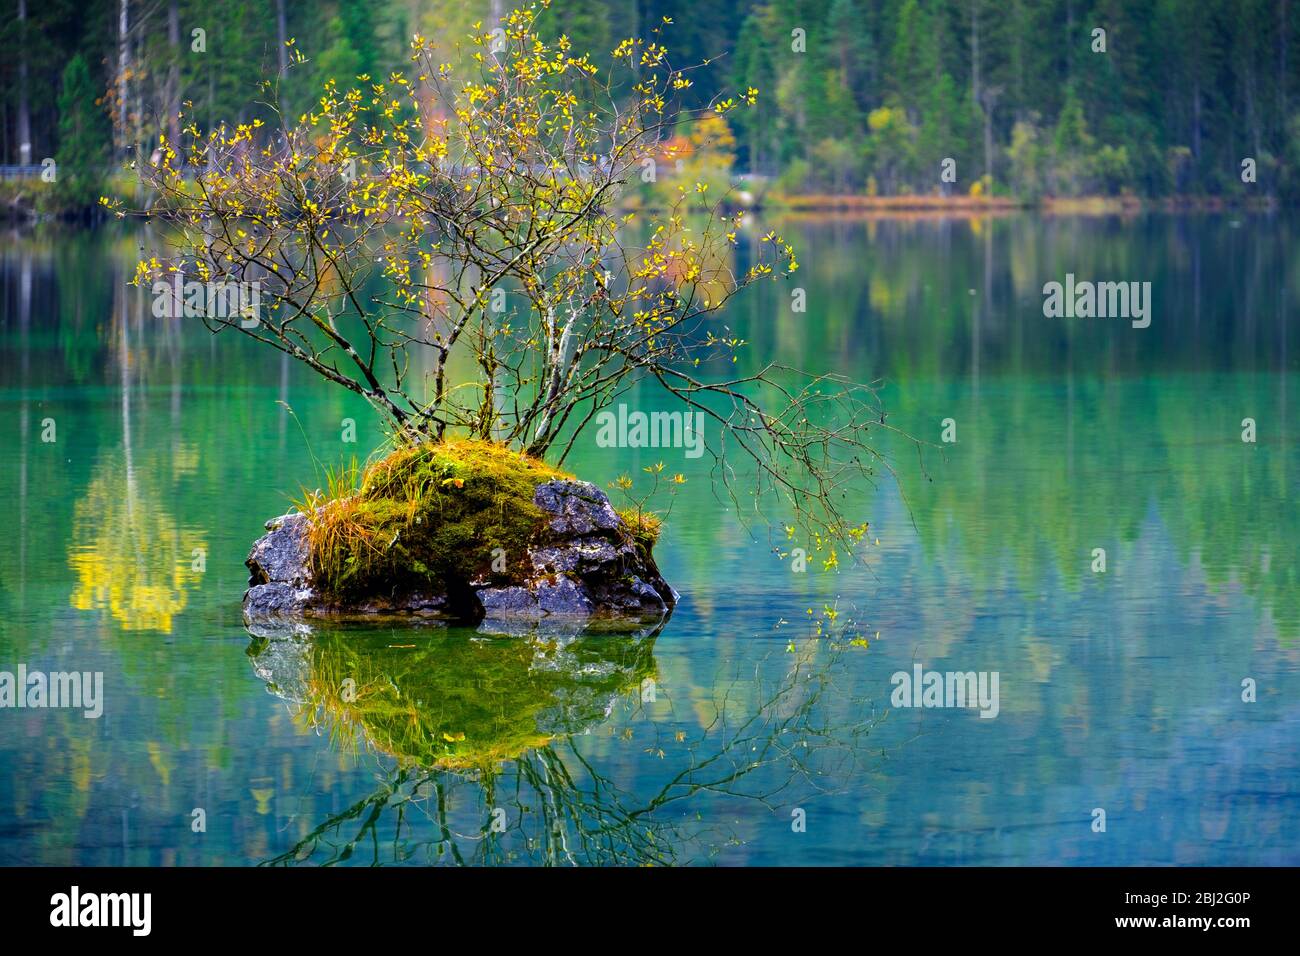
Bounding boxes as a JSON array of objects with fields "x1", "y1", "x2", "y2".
[
  {"x1": 984, "y1": 101, "x2": 993, "y2": 183},
  {"x1": 118, "y1": 0, "x2": 130, "y2": 156},
  {"x1": 275, "y1": 0, "x2": 289, "y2": 119},
  {"x1": 276, "y1": 0, "x2": 289, "y2": 74},
  {"x1": 166, "y1": 0, "x2": 181, "y2": 149},
  {"x1": 17, "y1": 0, "x2": 31, "y2": 165},
  {"x1": 972, "y1": 0, "x2": 991, "y2": 180}
]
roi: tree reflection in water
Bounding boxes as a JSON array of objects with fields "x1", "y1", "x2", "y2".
[{"x1": 248, "y1": 620, "x2": 879, "y2": 865}]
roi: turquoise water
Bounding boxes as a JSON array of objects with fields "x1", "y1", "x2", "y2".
[{"x1": 0, "y1": 214, "x2": 1296, "y2": 865}]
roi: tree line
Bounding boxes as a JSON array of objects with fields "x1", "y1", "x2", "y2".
[{"x1": 3, "y1": 0, "x2": 1299, "y2": 200}]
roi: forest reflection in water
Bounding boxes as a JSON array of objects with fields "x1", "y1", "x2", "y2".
[{"x1": 0, "y1": 215, "x2": 1296, "y2": 865}]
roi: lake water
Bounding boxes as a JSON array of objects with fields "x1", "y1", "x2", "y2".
[{"x1": 1, "y1": 213, "x2": 1296, "y2": 866}]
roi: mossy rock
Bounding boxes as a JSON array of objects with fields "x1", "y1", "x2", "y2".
[
  {"x1": 244, "y1": 439, "x2": 676, "y2": 630},
  {"x1": 307, "y1": 440, "x2": 571, "y2": 601}
]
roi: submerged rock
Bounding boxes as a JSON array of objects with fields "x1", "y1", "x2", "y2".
[{"x1": 243, "y1": 475, "x2": 676, "y2": 634}]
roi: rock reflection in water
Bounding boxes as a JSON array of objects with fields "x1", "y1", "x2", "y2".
[{"x1": 247, "y1": 620, "x2": 879, "y2": 865}]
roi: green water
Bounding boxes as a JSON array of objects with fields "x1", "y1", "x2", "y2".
[{"x1": 1, "y1": 213, "x2": 1296, "y2": 865}]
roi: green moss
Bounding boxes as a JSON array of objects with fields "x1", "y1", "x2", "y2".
[
  {"x1": 616, "y1": 507, "x2": 662, "y2": 562},
  {"x1": 306, "y1": 440, "x2": 572, "y2": 600}
]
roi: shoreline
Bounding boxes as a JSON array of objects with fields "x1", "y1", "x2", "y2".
[
  {"x1": 762, "y1": 192, "x2": 1280, "y2": 217},
  {"x1": 2, "y1": 178, "x2": 1285, "y2": 226}
]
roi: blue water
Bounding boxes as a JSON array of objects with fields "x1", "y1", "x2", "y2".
[{"x1": 0, "y1": 214, "x2": 1296, "y2": 865}]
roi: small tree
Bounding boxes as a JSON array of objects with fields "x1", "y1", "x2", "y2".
[{"x1": 119, "y1": 2, "x2": 900, "y2": 559}]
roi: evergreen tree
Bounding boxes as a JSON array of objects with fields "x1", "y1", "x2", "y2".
[
  {"x1": 0, "y1": 0, "x2": 1297, "y2": 201},
  {"x1": 54, "y1": 53, "x2": 110, "y2": 211}
]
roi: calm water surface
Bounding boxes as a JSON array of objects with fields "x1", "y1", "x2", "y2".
[{"x1": 1, "y1": 214, "x2": 1296, "y2": 865}]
